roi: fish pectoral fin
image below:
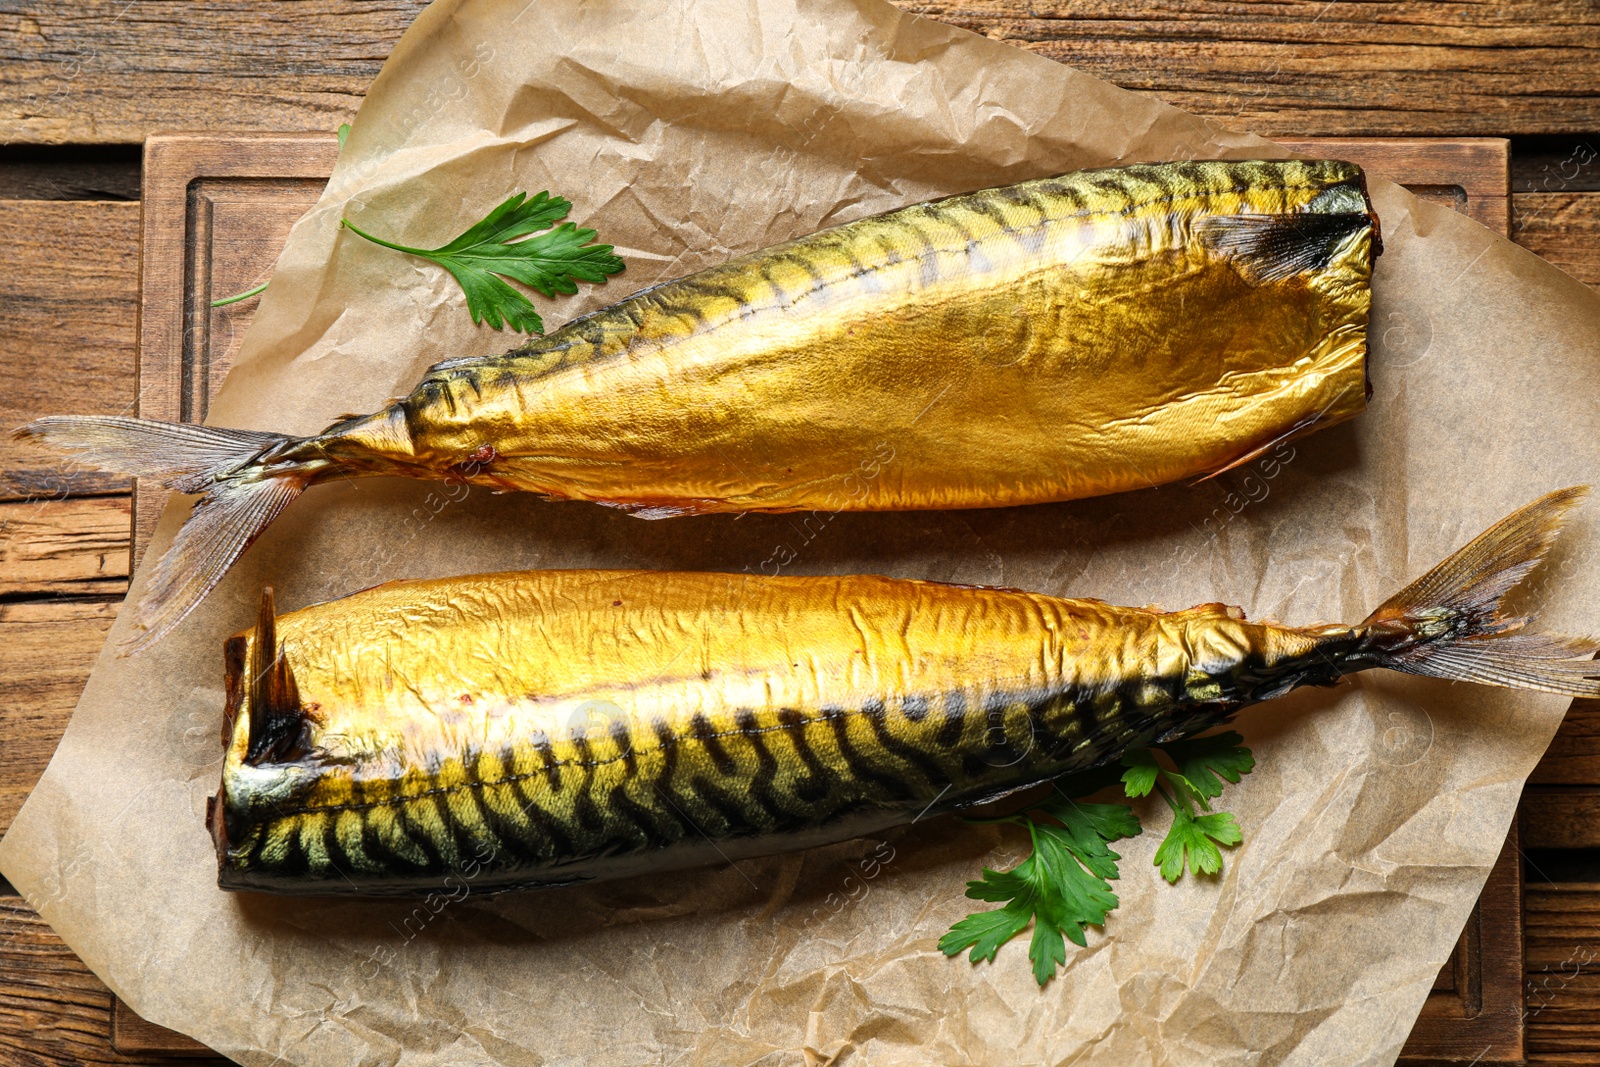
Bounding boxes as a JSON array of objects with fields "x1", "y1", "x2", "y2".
[
  {"x1": 1197, "y1": 211, "x2": 1371, "y2": 283},
  {"x1": 244, "y1": 587, "x2": 312, "y2": 765}
]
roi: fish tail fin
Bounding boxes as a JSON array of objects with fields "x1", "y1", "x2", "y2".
[
  {"x1": 13, "y1": 416, "x2": 317, "y2": 654},
  {"x1": 1357, "y1": 486, "x2": 1600, "y2": 698}
]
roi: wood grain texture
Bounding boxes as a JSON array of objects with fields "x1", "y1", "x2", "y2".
[
  {"x1": 0, "y1": 495, "x2": 131, "y2": 598},
  {"x1": 1400, "y1": 828, "x2": 1524, "y2": 1064},
  {"x1": 0, "y1": 890, "x2": 226, "y2": 1066},
  {"x1": 1279, "y1": 136, "x2": 1508, "y2": 232},
  {"x1": 0, "y1": 200, "x2": 140, "y2": 502},
  {"x1": 1530, "y1": 701, "x2": 1600, "y2": 787},
  {"x1": 1525, "y1": 881, "x2": 1600, "y2": 1059},
  {"x1": 0, "y1": 600, "x2": 117, "y2": 838},
  {"x1": 0, "y1": 146, "x2": 141, "y2": 201},
  {"x1": 1514, "y1": 192, "x2": 1600, "y2": 289},
  {"x1": 109, "y1": 1000, "x2": 212, "y2": 1057},
  {"x1": 1513, "y1": 137, "x2": 1600, "y2": 194},
  {"x1": 0, "y1": 1, "x2": 425, "y2": 145},
  {"x1": 897, "y1": 0, "x2": 1600, "y2": 138},
  {"x1": 0, "y1": 4, "x2": 1590, "y2": 1060},
  {"x1": 1521, "y1": 789, "x2": 1600, "y2": 851},
  {"x1": 1, "y1": 2, "x2": 1599, "y2": 144},
  {"x1": 133, "y1": 133, "x2": 340, "y2": 564}
]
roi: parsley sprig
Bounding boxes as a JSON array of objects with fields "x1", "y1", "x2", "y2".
[
  {"x1": 1121, "y1": 733, "x2": 1254, "y2": 882},
  {"x1": 939, "y1": 784, "x2": 1140, "y2": 985},
  {"x1": 211, "y1": 124, "x2": 624, "y2": 323},
  {"x1": 341, "y1": 191, "x2": 626, "y2": 333},
  {"x1": 940, "y1": 733, "x2": 1254, "y2": 986}
]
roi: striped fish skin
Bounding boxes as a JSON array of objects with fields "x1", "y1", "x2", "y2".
[
  {"x1": 208, "y1": 570, "x2": 1359, "y2": 896},
  {"x1": 319, "y1": 159, "x2": 1378, "y2": 514},
  {"x1": 209, "y1": 490, "x2": 1600, "y2": 897}
]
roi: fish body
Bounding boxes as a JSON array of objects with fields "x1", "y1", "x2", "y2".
[
  {"x1": 210, "y1": 489, "x2": 1600, "y2": 896},
  {"x1": 364, "y1": 158, "x2": 1377, "y2": 513},
  {"x1": 23, "y1": 159, "x2": 1378, "y2": 650}
]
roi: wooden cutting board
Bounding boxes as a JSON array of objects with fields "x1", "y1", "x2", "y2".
[{"x1": 120, "y1": 133, "x2": 1520, "y2": 1062}]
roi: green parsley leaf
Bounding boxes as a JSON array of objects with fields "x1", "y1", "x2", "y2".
[
  {"x1": 1119, "y1": 749, "x2": 1160, "y2": 798},
  {"x1": 1036, "y1": 795, "x2": 1143, "y2": 882},
  {"x1": 1160, "y1": 731, "x2": 1255, "y2": 805},
  {"x1": 940, "y1": 903, "x2": 1031, "y2": 966},
  {"x1": 341, "y1": 191, "x2": 626, "y2": 333},
  {"x1": 943, "y1": 734, "x2": 1254, "y2": 984},
  {"x1": 1153, "y1": 806, "x2": 1243, "y2": 882},
  {"x1": 1143, "y1": 732, "x2": 1254, "y2": 883},
  {"x1": 939, "y1": 796, "x2": 1140, "y2": 986},
  {"x1": 336, "y1": 122, "x2": 352, "y2": 150}
]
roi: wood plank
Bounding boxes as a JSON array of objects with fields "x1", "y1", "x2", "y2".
[
  {"x1": 1280, "y1": 137, "x2": 1509, "y2": 233},
  {"x1": 0, "y1": 1, "x2": 425, "y2": 145},
  {"x1": 0, "y1": 496, "x2": 131, "y2": 598},
  {"x1": 1525, "y1": 881, "x2": 1600, "y2": 1059},
  {"x1": 1521, "y1": 789, "x2": 1600, "y2": 850},
  {"x1": 1512, "y1": 137, "x2": 1600, "y2": 194},
  {"x1": 1400, "y1": 827, "x2": 1524, "y2": 1064},
  {"x1": 133, "y1": 134, "x2": 340, "y2": 564},
  {"x1": 1, "y1": 3, "x2": 1598, "y2": 144},
  {"x1": 900, "y1": 0, "x2": 1600, "y2": 138},
  {"x1": 1530, "y1": 700, "x2": 1600, "y2": 786},
  {"x1": 1514, "y1": 192, "x2": 1600, "y2": 289},
  {"x1": 0, "y1": 200, "x2": 140, "y2": 502},
  {"x1": 0, "y1": 890, "x2": 225, "y2": 1066},
  {"x1": 0, "y1": 600, "x2": 118, "y2": 838},
  {"x1": 0, "y1": 595, "x2": 215, "y2": 1063},
  {"x1": 109, "y1": 1000, "x2": 211, "y2": 1057}
]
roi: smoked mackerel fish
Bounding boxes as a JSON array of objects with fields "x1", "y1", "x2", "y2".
[
  {"x1": 22, "y1": 159, "x2": 1380, "y2": 651},
  {"x1": 210, "y1": 489, "x2": 1597, "y2": 896}
]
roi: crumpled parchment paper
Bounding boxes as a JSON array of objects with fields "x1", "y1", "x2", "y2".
[{"x1": 4, "y1": 0, "x2": 1600, "y2": 1063}]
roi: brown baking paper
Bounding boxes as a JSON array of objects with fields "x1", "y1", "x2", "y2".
[{"x1": 5, "y1": 0, "x2": 1600, "y2": 1062}]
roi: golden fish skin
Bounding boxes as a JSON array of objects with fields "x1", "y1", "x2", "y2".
[
  {"x1": 208, "y1": 489, "x2": 1600, "y2": 896},
  {"x1": 20, "y1": 159, "x2": 1378, "y2": 651},
  {"x1": 352, "y1": 158, "x2": 1378, "y2": 513}
]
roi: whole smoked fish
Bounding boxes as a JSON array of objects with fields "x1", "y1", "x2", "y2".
[
  {"x1": 22, "y1": 160, "x2": 1380, "y2": 651},
  {"x1": 210, "y1": 488, "x2": 1598, "y2": 896}
]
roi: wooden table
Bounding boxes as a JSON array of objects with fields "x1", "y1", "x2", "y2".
[{"x1": 0, "y1": 4, "x2": 1597, "y2": 1064}]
